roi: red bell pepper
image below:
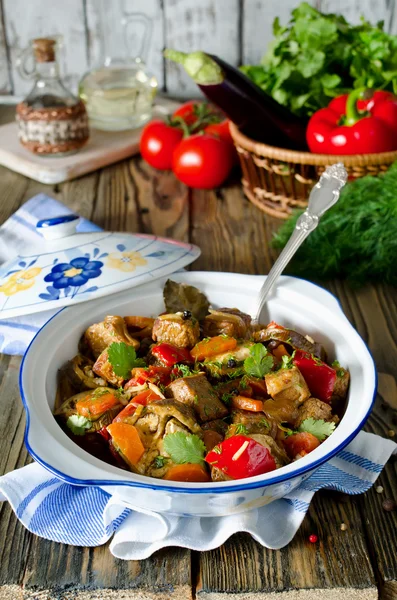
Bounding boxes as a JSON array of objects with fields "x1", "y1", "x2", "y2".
[
  {"x1": 205, "y1": 435, "x2": 277, "y2": 480},
  {"x1": 293, "y1": 350, "x2": 336, "y2": 403},
  {"x1": 125, "y1": 365, "x2": 171, "y2": 389},
  {"x1": 306, "y1": 88, "x2": 397, "y2": 155},
  {"x1": 151, "y1": 343, "x2": 193, "y2": 367}
]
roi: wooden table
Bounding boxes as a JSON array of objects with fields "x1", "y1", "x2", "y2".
[{"x1": 0, "y1": 105, "x2": 396, "y2": 600}]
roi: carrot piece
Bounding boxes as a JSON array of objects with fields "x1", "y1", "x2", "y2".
[
  {"x1": 191, "y1": 336, "x2": 237, "y2": 361},
  {"x1": 203, "y1": 430, "x2": 224, "y2": 452},
  {"x1": 283, "y1": 432, "x2": 320, "y2": 459},
  {"x1": 163, "y1": 463, "x2": 210, "y2": 482},
  {"x1": 107, "y1": 423, "x2": 145, "y2": 467},
  {"x1": 231, "y1": 395, "x2": 264, "y2": 412},
  {"x1": 124, "y1": 316, "x2": 155, "y2": 329},
  {"x1": 76, "y1": 392, "x2": 119, "y2": 418},
  {"x1": 272, "y1": 344, "x2": 289, "y2": 361}
]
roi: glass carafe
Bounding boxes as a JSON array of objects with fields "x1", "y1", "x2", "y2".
[
  {"x1": 16, "y1": 37, "x2": 89, "y2": 156},
  {"x1": 78, "y1": 14, "x2": 158, "y2": 131}
]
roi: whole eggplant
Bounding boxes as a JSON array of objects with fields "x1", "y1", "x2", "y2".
[{"x1": 164, "y1": 49, "x2": 308, "y2": 150}]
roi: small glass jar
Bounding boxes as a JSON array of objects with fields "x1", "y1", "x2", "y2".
[
  {"x1": 79, "y1": 13, "x2": 158, "y2": 131},
  {"x1": 16, "y1": 37, "x2": 89, "y2": 157}
]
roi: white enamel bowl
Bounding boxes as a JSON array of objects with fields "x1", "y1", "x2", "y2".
[{"x1": 20, "y1": 272, "x2": 376, "y2": 517}]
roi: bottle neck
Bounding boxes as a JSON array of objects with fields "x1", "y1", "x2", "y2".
[{"x1": 35, "y1": 61, "x2": 60, "y2": 80}]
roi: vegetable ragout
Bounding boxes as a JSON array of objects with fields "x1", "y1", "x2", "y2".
[{"x1": 54, "y1": 280, "x2": 349, "y2": 483}]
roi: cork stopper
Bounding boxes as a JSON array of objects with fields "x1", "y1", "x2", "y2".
[{"x1": 33, "y1": 38, "x2": 56, "y2": 63}]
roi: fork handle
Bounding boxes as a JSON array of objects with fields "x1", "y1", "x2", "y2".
[{"x1": 254, "y1": 212, "x2": 318, "y2": 322}]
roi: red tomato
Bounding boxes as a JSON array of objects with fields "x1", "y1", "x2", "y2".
[
  {"x1": 204, "y1": 120, "x2": 233, "y2": 146},
  {"x1": 172, "y1": 134, "x2": 234, "y2": 189},
  {"x1": 140, "y1": 120, "x2": 183, "y2": 170},
  {"x1": 173, "y1": 101, "x2": 220, "y2": 127}
]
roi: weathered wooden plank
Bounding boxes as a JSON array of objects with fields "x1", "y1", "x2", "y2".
[
  {"x1": 0, "y1": 1, "x2": 11, "y2": 94},
  {"x1": 85, "y1": 0, "x2": 165, "y2": 91},
  {"x1": 190, "y1": 183, "x2": 274, "y2": 274},
  {"x1": 163, "y1": 0, "x2": 240, "y2": 97},
  {"x1": 128, "y1": 156, "x2": 189, "y2": 241},
  {"x1": 327, "y1": 282, "x2": 397, "y2": 600},
  {"x1": 242, "y1": 0, "x2": 315, "y2": 65},
  {"x1": 3, "y1": 0, "x2": 88, "y2": 96},
  {"x1": 320, "y1": 0, "x2": 391, "y2": 29}
]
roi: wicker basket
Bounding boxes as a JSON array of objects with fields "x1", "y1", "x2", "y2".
[{"x1": 229, "y1": 122, "x2": 397, "y2": 219}]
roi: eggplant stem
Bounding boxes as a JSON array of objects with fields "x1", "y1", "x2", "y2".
[{"x1": 163, "y1": 48, "x2": 224, "y2": 85}]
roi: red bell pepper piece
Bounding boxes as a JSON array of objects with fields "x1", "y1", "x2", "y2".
[
  {"x1": 125, "y1": 365, "x2": 171, "y2": 389},
  {"x1": 113, "y1": 389, "x2": 162, "y2": 423},
  {"x1": 98, "y1": 426, "x2": 111, "y2": 441},
  {"x1": 293, "y1": 350, "x2": 336, "y2": 403},
  {"x1": 205, "y1": 435, "x2": 277, "y2": 480},
  {"x1": 306, "y1": 88, "x2": 397, "y2": 155},
  {"x1": 151, "y1": 343, "x2": 193, "y2": 367}
]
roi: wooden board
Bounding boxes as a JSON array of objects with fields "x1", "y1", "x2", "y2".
[
  {"x1": 0, "y1": 105, "x2": 396, "y2": 599},
  {"x1": 0, "y1": 98, "x2": 180, "y2": 184}
]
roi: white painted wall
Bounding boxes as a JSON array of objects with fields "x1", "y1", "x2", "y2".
[{"x1": 0, "y1": 0, "x2": 395, "y2": 98}]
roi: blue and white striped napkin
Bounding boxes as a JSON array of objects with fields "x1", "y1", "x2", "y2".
[
  {"x1": 0, "y1": 432, "x2": 395, "y2": 559},
  {"x1": 0, "y1": 193, "x2": 101, "y2": 355},
  {"x1": 0, "y1": 195, "x2": 395, "y2": 558}
]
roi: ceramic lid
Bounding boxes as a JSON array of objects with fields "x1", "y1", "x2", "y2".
[{"x1": 0, "y1": 215, "x2": 200, "y2": 319}]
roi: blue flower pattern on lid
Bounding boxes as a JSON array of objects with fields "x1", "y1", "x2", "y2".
[{"x1": 44, "y1": 257, "x2": 103, "y2": 289}]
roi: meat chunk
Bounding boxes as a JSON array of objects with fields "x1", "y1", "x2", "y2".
[
  {"x1": 248, "y1": 434, "x2": 289, "y2": 468},
  {"x1": 93, "y1": 349, "x2": 124, "y2": 387},
  {"x1": 201, "y1": 418, "x2": 229, "y2": 436},
  {"x1": 85, "y1": 316, "x2": 139, "y2": 359},
  {"x1": 202, "y1": 308, "x2": 252, "y2": 339},
  {"x1": 202, "y1": 342, "x2": 254, "y2": 378},
  {"x1": 254, "y1": 323, "x2": 326, "y2": 361},
  {"x1": 231, "y1": 409, "x2": 277, "y2": 437},
  {"x1": 294, "y1": 397, "x2": 339, "y2": 429},
  {"x1": 332, "y1": 367, "x2": 350, "y2": 403},
  {"x1": 166, "y1": 374, "x2": 228, "y2": 422},
  {"x1": 152, "y1": 313, "x2": 199, "y2": 348},
  {"x1": 265, "y1": 366, "x2": 310, "y2": 406}
]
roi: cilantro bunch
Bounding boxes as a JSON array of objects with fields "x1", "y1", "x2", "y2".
[{"x1": 241, "y1": 2, "x2": 397, "y2": 118}]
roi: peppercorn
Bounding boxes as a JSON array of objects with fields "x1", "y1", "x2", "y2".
[
  {"x1": 308, "y1": 534, "x2": 318, "y2": 543},
  {"x1": 182, "y1": 310, "x2": 192, "y2": 320},
  {"x1": 227, "y1": 358, "x2": 237, "y2": 368},
  {"x1": 382, "y1": 498, "x2": 396, "y2": 512}
]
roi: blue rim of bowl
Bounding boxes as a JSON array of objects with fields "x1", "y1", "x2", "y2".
[{"x1": 19, "y1": 276, "x2": 378, "y2": 494}]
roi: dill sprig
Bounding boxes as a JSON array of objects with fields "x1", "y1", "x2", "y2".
[{"x1": 273, "y1": 162, "x2": 397, "y2": 287}]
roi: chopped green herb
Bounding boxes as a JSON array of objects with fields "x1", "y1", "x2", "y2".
[
  {"x1": 174, "y1": 363, "x2": 199, "y2": 377},
  {"x1": 163, "y1": 432, "x2": 206, "y2": 465},
  {"x1": 239, "y1": 375, "x2": 249, "y2": 390},
  {"x1": 213, "y1": 445, "x2": 222, "y2": 454},
  {"x1": 233, "y1": 423, "x2": 249, "y2": 436},
  {"x1": 281, "y1": 354, "x2": 294, "y2": 369},
  {"x1": 244, "y1": 344, "x2": 274, "y2": 378},
  {"x1": 153, "y1": 455, "x2": 167, "y2": 469},
  {"x1": 337, "y1": 369, "x2": 345, "y2": 378},
  {"x1": 221, "y1": 392, "x2": 234, "y2": 405},
  {"x1": 299, "y1": 418, "x2": 336, "y2": 441},
  {"x1": 259, "y1": 418, "x2": 270, "y2": 429},
  {"x1": 193, "y1": 394, "x2": 199, "y2": 405},
  {"x1": 66, "y1": 414, "x2": 92, "y2": 436},
  {"x1": 107, "y1": 342, "x2": 146, "y2": 379},
  {"x1": 331, "y1": 360, "x2": 340, "y2": 368}
]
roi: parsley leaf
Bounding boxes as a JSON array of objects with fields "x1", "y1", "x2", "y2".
[
  {"x1": 281, "y1": 354, "x2": 294, "y2": 369},
  {"x1": 173, "y1": 363, "x2": 199, "y2": 378},
  {"x1": 66, "y1": 414, "x2": 92, "y2": 436},
  {"x1": 163, "y1": 432, "x2": 206, "y2": 465},
  {"x1": 244, "y1": 344, "x2": 274, "y2": 378},
  {"x1": 107, "y1": 342, "x2": 146, "y2": 379},
  {"x1": 298, "y1": 418, "x2": 336, "y2": 441}
]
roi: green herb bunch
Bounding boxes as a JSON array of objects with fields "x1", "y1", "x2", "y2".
[
  {"x1": 241, "y1": 2, "x2": 397, "y2": 117},
  {"x1": 272, "y1": 163, "x2": 397, "y2": 287}
]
